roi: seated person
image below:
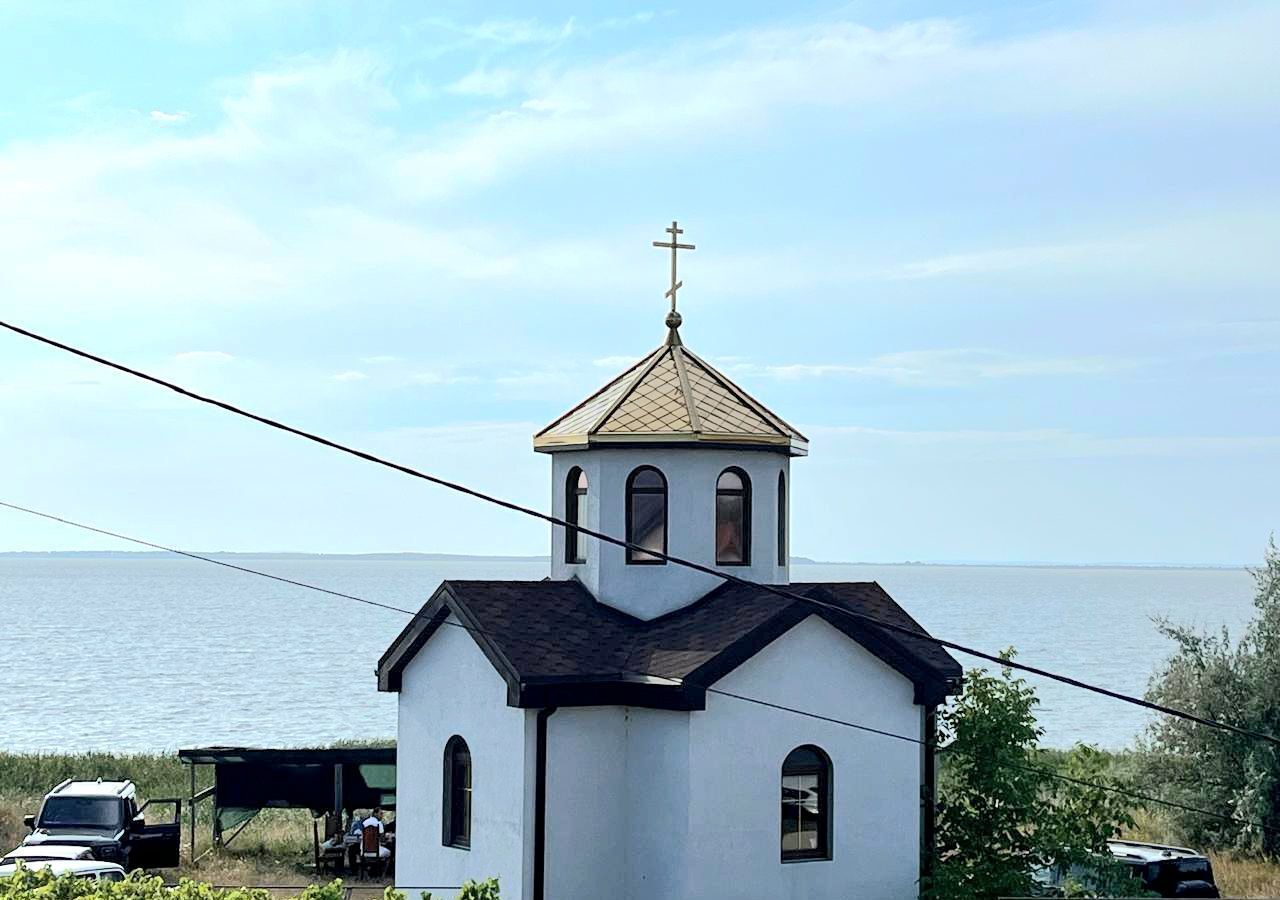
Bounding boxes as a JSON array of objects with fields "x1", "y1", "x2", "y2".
[{"x1": 361, "y1": 806, "x2": 391, "y2": 859}]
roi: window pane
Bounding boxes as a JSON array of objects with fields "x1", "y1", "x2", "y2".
[
  {"x1": 568, "y1": 492, "x2": 585, "y2": 563},
  {"x1": 781, "y1": 776, "x2": 802, "y2": 852},
  {"x1": 716, "y1": 494, "x2": 745, "y2": 563},
  {"x1": 717, "y1": 469, "x2": 743, "y2": 491},
  {"x1": 576, "y1": 470, "x2": 588, "y2": 490},
  {"x1": 784, "y1": 747, "x2": 822, "y2": 770},
  {"x1": 632, "y1": 468, "x2": 663, "y2": 490},
  {"x1": 629, "y1": 493, "x2": 665, "y2": 561},
  {"x1": 777, "y1": 473, "x2": 787, "y2": 567}
]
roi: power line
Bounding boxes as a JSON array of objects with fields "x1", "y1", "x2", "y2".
[
  {"x1": 2, "y1": 498, "x2": 1272, "y2": 839},
  {"x1": 2, "y1": 317, "x2": 1276, "y2": 752}
]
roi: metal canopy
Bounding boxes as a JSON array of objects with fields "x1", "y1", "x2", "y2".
[{"x1": 177, "y1": 746, "x2": 395, "y2": 861}]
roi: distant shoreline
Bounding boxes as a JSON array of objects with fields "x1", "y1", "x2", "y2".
[{"x1": 0, "y1": 550, "x2": 1249, "y2": 570}]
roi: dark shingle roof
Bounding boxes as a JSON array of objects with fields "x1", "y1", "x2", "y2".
[{"x1": 377, "y1": 579, "x2": 961, "y2": 709}]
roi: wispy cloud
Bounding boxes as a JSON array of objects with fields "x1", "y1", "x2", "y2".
[
  {"x1": 810, "y1": 425, "x2": 1280, "y2": 461},
  {"x1": 729, "y1": 349, "x2": 1135, "y2": 387},
  {"x1": 149, "y1": 110, "x2": 191, "y2": 124},
  {"x1": 884, "y1": 242, "x2": 1111, "y2": 280},
  {"x1": 173, "y1": 350, "x2": 235, "y2": 363},
  {"x1": 331, "y1": 370, "x2": 369, "y2": 382}
]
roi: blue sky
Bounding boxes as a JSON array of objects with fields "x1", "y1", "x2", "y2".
[{"x1": 0, "y1": 1, "x2": 1276, "y2": 565}]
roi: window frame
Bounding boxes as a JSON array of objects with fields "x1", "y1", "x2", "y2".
[
  {"x1": 715, "y1": 466, "x2": 752, "y2": 566},
  {"x1": 442, "y1": 735, "x2": 472, "y2": 850},
  {"x1": 565, "y1": 466, "x2": 588, "y2": 565},
  {"x1": 777, "y1": 470, "x2": 787, "y2": 567},
  {"x1": 625, "y1": 466, "x2": 668, "y2": 565},
  {"x1": 780, "y1": 744, "x2": 832, "y2": 863}
]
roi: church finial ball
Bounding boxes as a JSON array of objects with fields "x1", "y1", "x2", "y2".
[{"x1": 666, "y1": 310, "x2": 683, "y2": 330}]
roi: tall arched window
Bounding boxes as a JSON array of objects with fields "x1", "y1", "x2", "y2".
[
  {"x1": 715, "y1": 467, "x2": 751, "y2": 565},
  {"x1": 442, "y1": 736, "x2": 471, "y2": 849},
  {"x1": 777, "y1": 471, "x2": 787, "y2": 567},
  {"x1": 626, "y1": 466, "x2": 667, "y2": 565},
  {"x1": 781, "y1": 745, "x2": 831, "y2": 862},
  {"x1": 565, "y1": 467, "x2": 588, "y2": 564}
]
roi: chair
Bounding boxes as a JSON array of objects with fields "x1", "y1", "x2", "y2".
[{"x1": 358, "y1": 823, "x2": 388, "y2": 879}]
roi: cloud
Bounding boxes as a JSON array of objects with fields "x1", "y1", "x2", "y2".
[
  {"x1": 395, "y1": 6, "x2": 1279, "y2": 199},
  {"x1": 173, "y1": 351, "x2": 235, "y2": 363},
  {"x1": 446, "y1": 67, "x2": 523, "y2": 98},
  {"x1": 731, "y1": 349, "x2": 1135, "y2": 387},
  {"x1": 149, "y1": 110, "x2": 191, "y2": 124},
  {"x1": 331, "y1": 370, "x2": 369, "y2": 382},
  {"x1": 884, "y1": 242, "x2": 1112, "y2": 280},
  {"x1": 592, "y1": 355, "x2": 640, "y2": 369},
  {"x1": 809, "y1": 425, "x2": 1280, "y2": 461}
]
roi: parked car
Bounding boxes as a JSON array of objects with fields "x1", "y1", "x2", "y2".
[
  {"x1": 1034, "y1": 840, "x2": 1220, "y2": 897},
  {"x1": 20, "y1": 779, "x2": 180, "y2": 871},
  {"x1": 1, "y1": 844, "x2": 93, "y2": 865},
  {"x1": 0, "y1": 859, "x2": 127, "y2": 882},
  {"x1": 1107, "y1": 840, "x2": 1220, "y2": 898}
]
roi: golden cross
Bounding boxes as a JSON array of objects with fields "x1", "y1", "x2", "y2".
[{"x1": 652, "y1": 220, "x2": 695, "y2": 318}]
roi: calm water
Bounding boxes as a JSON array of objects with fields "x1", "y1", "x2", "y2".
[{"x1": 0, "y1": 557, "x2": 1256, "y2": 752}]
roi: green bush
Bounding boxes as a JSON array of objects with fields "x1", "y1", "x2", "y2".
[
  {"x1": 0, "y1": 871, "x2": 495, "y2": 900},
  {"x1": 1143, "y1": 537, "x2": 1280, "y2": 855}
]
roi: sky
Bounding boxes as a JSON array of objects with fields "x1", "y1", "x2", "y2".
[{"x1": 0, "y1": 1, "x2": 1276, "y2": 566}]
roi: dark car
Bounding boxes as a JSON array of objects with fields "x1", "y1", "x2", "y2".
[
  {"x1": 19, "y1": 779, "x2": 181, "y2": 871},
  {"x1": 1107, "y1": 840, "x2": 1220, "y2": 898}
]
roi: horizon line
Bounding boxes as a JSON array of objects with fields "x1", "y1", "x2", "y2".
[{"x1": 0, "y1": 549, "x2": 1251, "y2": 571}]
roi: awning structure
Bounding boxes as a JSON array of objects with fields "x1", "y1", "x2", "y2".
[{"x1": 177, "y1": 746, "x2": 395, "y2": 860}]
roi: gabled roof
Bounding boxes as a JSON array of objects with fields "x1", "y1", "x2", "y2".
[
  {"x1": 533, "y1": 333, "x2": 808, "y2": 456},
  {"x1": 377, "y1": 580, "x2": 961, "y2": 709}
]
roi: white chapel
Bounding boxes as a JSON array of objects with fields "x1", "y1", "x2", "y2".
[{"x1": 377, "y1": 223, "x2": 961, "y2": 900}]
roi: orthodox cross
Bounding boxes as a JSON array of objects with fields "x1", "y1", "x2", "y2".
[{"x1": 652, "y1": 220, "x2": 695, "y2": 328}]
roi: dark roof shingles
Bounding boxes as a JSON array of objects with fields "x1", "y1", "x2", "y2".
[{"x1": 387, "y1": 579, "x2": 960, "y2": 696}]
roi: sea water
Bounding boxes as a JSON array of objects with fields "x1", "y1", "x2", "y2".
[{"x1": 0, "y1": 557, "x2": 1255, "y2": 752}]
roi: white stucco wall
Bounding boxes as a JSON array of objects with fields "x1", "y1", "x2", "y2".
[
  {"x1": 687, "y1": 616, "x2": 924, "y2": 900},
  {"x1": 539, "y1": 616, "x2": 924, "y2": 900},
  {"x1": 395, "y1": 615, "x2": 534, "y2": 899},
  {"x1": 548, "y1": 447, "x2": 792, "y2": 618},
  {"x1": 543, "y1": 707, "x2": 692, "y2": 900}
]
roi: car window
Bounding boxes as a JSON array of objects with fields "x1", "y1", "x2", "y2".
[
  {"x1": 38, "y1": 797, "x2": 123, "y2": 829},
  {"x1": 99, "y1": 870, "x2": 124, "y2": 882}
]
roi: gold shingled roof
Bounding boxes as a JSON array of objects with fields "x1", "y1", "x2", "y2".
[{"x1": 534, "y1": 335, "x2": 808, "y2": 456}]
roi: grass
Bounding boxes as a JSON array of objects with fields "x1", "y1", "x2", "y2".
[{"x1": 0, "y1": 752, "x2": 369, "y2": 887}]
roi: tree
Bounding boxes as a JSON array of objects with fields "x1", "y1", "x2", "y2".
[
  {"x1": 927, "y1": 653, "x2": 1144, "y2": 900},
  {"x1": 1143, "y1": 536, "x2": 1280, "y2": 855}
]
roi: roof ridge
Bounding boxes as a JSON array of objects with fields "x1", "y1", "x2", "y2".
[
  {"x1": 669, "y1": 345, "x2": 702, "y2": 433},
  {"x1": 679, "y1": 346, "x2": 804, "y2": 440},
  {"x1": 587, "y1": 343, "x2": 671, "y2": 434}
]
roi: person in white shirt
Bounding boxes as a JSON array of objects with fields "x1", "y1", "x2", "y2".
[{"x1": 361, "y1": 807, "x2": 390, "y2": 859}]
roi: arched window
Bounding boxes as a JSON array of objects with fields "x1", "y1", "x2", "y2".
[
  {"x1": 781, "y1": 745, "x2": 831, "y2": 862},
  {"x1": 715, "y1": 467, "x2": 751, "y2": 565},
  {"x1": 442, "y1": 736, "x2": 471, "y2": 849},
  {"x1": 626, "y1": 466, "x2": 667, "y2": 565},
  {"x1": 777, "y1": 471, "x2": 787, "y2": 567},
  {"x1": 565, "y1": 467, "x2": 588, "y2": 564}
]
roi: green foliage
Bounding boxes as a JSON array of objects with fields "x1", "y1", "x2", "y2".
[
  {"x1": 456, "y1": 878, "x2": 499, "y2": 900},
  {"x1": 1142, "y1": 536, "x2": 1280, "y2": 855},
  {"x1": 0, "y1": 872, "x2": 454, "y2": 900},
  {"x1": 926, "y1": 652, "x2": 1148, "y2": 900}
]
